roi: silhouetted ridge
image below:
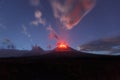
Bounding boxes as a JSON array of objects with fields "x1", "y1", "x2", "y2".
[{"x1": 53, "y1": 46, "x2": 77, "y2": 52}]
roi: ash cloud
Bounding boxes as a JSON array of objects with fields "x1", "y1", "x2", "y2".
[
  {"x1": 50, "y1": 0, "x2": 96, "y2": 30},
  {"x1": 80, "y1": 36, "x2": 120, "y2": 54}
]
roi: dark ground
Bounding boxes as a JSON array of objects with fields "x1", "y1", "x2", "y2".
[{"x1": 0, "y1": 51, "x2": 120, "y2": 80}]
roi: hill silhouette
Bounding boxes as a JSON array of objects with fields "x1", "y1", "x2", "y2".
[{"x1": 0, "y1": 49, "x2": 120, "y2": 80}]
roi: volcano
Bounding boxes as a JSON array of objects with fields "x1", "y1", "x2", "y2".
[
  {"x1": 0, "y1": 47, "x2": 120, "y2": 80},
  {"x1": 53, "y1": 46, "x2": 77, "y2": 52},
  {"x1": 53, "y1": 41, "x2": 77, "y2": 52}
]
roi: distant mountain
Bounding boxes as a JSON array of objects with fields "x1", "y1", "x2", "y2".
[
  {"x1": 0, "y1": 49, "x2": 30, "y2": 57},
  {"x1": 0, "y1": 48, "x2": 44, "y2": 58}
]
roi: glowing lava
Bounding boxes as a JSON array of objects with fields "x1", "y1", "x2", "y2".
[
  {"x1": 57, "y1": 42, "x2": 68, "y2": 49},
  {"x1": 54, "y1": 40, "x2": 76, "y2": 52},
  {"x1": 55, "y1": 40, "x2": 70, "y2": 51}
]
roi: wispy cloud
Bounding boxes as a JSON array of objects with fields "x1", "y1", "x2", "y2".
[
  {"x1": 50, "y1": 0, "x2": 96, "y2": 30},
  {"x1": 30, "y1": 0, "x2": 40, "y2": 7},
  {"x1": 21, "y1": 25, "x2": 33, "y2": 42},
  {"x1": 80, "y1": 36, "x2": 120, "y2": 54},
  {"x1": 31, "y1": 10, "x2": 46, "y2": 26}
]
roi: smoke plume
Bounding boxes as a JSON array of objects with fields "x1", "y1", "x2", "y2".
[
  {"x1": 47, "y1": 25, "x2": 60, "y2": 40},
  {"x1": 50, "y1": 0, "x2": 96, "y2": 29}
]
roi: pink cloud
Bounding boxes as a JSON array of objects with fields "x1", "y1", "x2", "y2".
[
  {"x1": 47, "y1": 25, "x2": 59, "y2": 40},
  {"x1": 50, "y1": 0, "x2": 96, "y2": 30}
]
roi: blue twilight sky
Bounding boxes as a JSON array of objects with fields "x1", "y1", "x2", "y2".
[{"x1": 0, "y1": 0, "x2": 120, "y2": 50}]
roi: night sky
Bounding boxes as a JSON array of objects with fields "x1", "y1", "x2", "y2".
[{"x1": 0, "y1": 0, "x2": 120, "y2": 51}]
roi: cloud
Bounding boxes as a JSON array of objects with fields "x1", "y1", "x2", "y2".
[
  {"x1": 110, "y1": 49, "x2": 120, "y2": 54},
  {"x1": 30, "y1": 0, "x2": 40, "y2": 7},
  {"x1": 30, "y1": 0, "x2": 46, "y2": 26},
  {"x1": 80, "y1": 36, "x2": 120, "y2": 54},
  {"x1": 0, "y1": 38, "x2": 16, "y2": 49},
  {"x1": 31, "y1": 10, "x2": 46, "y2": 26},
  {"x1": 47, "y1": 25, "x2": 60, "y2": 40},
  {"x1": 22, "y1": 25, "x2": 33, "y2": 42},
  {"x1": 50, "y1": 0, "x2": 96, "y2": 30}
]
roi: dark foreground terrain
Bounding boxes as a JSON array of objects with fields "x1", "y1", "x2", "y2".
[{"x1": 0, "y1": 51, "x2": 120, "y2": 80}]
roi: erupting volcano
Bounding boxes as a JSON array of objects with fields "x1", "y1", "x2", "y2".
[
  {"x1": 57, "y1": 41, "x2": 68, "y2": 49},
  {"x1": 53, "y1": 40, "x2": 76, "y2": 52}
]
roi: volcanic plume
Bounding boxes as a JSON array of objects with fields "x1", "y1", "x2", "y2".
[
  {"x1": 50, "y1": 0, "x2": 96, "y2": 29},
  {"x1": 31, "y1": 0, "x2": 96, "y2": 49},
  {"x1": 47, "y1": 0, "x2": 96, "y2": 48},
  {"x1": 47, "y1": 25, "x2": 60, "y2": 40}
]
